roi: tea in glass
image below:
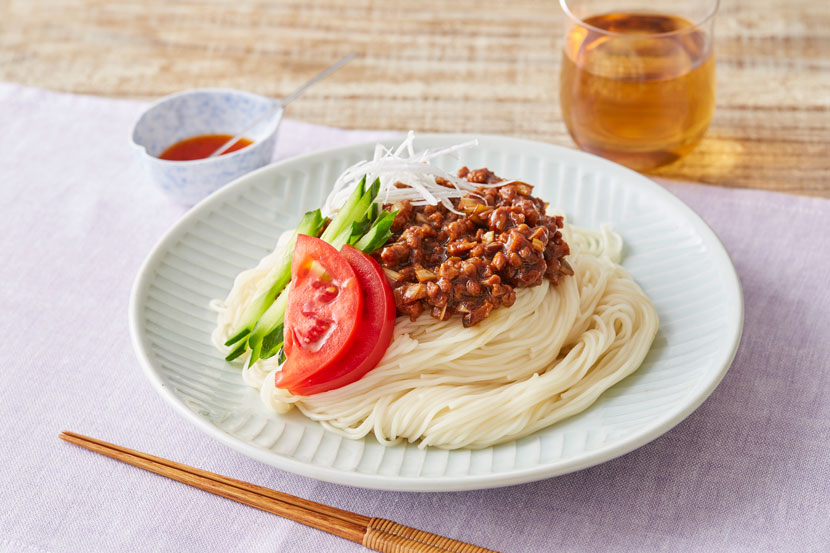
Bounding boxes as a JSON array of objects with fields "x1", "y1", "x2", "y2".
[{"x1": 559, "y1": 0, "x2": 718, "y2": 171}]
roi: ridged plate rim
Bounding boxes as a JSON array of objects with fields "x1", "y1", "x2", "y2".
[{"x1": 129, "y1": 133, "x2": 744, "y2": 491}]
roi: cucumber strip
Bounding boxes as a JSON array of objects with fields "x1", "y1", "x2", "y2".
[
  {"x1": 224, "y1": 209, "x2": 324, "y2": 347},
  {"x1": 320, "y1": 176, "x2": 365, "y2": 243},
  {"x1": 324, "y1": 177, "x2": 380, "y2": 249},
  {"x1": 259, "y1": 322, "x2": 284, "y2": 360},
  {"x1": 350, "y1": 215, "x2": 373, "y2": 241},
  {"x1": 331, "y1": 216, "x2": 374, "y2": 249},
  {"x1": 367, "y1": 177, "x2": 381, "y2": 202},
  {"x1": 354, "y1": 210, "x2": 397, "y2": 253},
  {"x1": 260, "y1": 342, "x2": 283, "y2": 361},
  {"x1": 247, "y1": 285, "x2": 290, "y2": 365},
  {"x1": 329, "y1": 222, "x2": 354, "y2": 250},
  {"x1": 223, "y1": 327, "x2": 249, "y2": 348},
  {"x1": 224, "y1": 340, "x2": 248, "y2": 362}
]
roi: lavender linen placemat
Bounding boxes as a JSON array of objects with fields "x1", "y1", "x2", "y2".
[{"x1": 0, "y1": 83, "x2": 827, "y2": 553}]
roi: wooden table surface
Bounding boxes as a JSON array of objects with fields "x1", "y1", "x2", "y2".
[{"x1": 1, "y1": 0, "x2": 828, "y2": 196}]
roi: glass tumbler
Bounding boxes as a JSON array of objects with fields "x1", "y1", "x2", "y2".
[{"x1": 559, "y1": 0, "x2": 718, "y2": 171}]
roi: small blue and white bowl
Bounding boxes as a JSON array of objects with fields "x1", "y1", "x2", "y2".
[{"x1": 132, "y1": 88, "x2": 283, "y2": 206}]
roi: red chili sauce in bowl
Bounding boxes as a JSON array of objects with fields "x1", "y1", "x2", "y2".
[{"x1": 159, "y1": 134, "x2": 254, "y2": 161}]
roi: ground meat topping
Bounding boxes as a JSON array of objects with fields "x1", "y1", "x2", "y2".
[{"x1": 375, "y1": 167, "x2": 573, "y2": 327}]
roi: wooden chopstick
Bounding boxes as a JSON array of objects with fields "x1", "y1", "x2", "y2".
[{"x1": 60, "y1": 431, "x2": 499, "y2": 553}]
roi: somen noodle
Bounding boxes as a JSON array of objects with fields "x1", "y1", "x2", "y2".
[{"x1": 211, "y1": 220, "x2": 658, "y2": 449}]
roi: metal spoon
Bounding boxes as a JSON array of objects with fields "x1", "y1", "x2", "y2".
[{"x1": 209, "y1": 52, "x2": 358, "y2": 158}]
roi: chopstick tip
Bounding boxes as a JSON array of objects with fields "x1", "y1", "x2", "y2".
[{"x1": 60, "y1": 430, "x2": 83, "y2": 441}]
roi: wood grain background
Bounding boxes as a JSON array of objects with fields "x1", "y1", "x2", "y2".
[{"x1": 1, "y1": 0, "x2": 828, "y2": 196}]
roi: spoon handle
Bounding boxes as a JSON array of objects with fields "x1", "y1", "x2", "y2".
[{"x1": 210, "y1": 52, "x2": 358, "y2": 158}]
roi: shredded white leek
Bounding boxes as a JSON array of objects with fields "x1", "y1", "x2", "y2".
[{"x1": 322, "y1": 131, "x2": 504, "y2": 216}]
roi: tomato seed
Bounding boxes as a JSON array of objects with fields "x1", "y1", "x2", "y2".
[{"x1": 316, "y1": 285, "x2": 339, "y2": 303}]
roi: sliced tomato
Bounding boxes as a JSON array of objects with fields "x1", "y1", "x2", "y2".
[
  {"x1": 278, "y1": 245, "x2": 396, "y2": 395},
  {"x1": 278, "y1": 235, "x2": 362, "y2": 386}
]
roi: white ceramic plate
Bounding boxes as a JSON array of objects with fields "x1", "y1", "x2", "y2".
[{"x1": 129, "y1": 134, "x2": 743, "y2": 492}]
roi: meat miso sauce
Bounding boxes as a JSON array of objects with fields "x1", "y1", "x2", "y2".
[{"x1": 377, "y1": 167, "x2": 573, "y2": 327}]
